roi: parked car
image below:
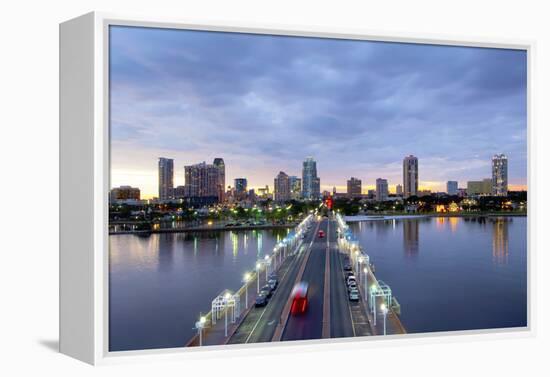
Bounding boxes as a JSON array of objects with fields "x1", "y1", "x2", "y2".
[
  {"x1": 268, "y1": 278, "x2": 278, "y2": 290},
  {"x1": 255, "y1": 293, "x2": 268, "y2": 307},
  {"x1": 261, "y1": 285, "x2": 273, "y2": 298},
  {"x1": 346, "y1": 276, "x2": 357, "y2": 286},
  {"x1": 348, "y1": 282, "x2": 358, "y2": 292},
  {"x1": 348, "y1": 289, "x2": 360, "y2": 301},
  {"x1": 343, "y1": 263, "x2": 353, "y2": 271}
]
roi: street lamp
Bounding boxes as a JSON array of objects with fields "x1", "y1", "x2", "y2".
[
  {"x1": 381, "y1": 303, "x2": 388, "y2": 335},
  {"x1": 371, "y1": 286, "x2": 377, "y2": 326},
  {"x1": 363, "y1": 267, "x2": 368, "y2": 300},
  {"x1": 256, "y1": 262, "x2": 261, "y2": 293},
  {"x1": 264, "y1": 255, "x2": 270, "y2": 280},
  {"x1": 243, "y1": 272, "x2": 251, "y2": 308},
  {"x1": 223, "y1": 293, "x2": 231, "y2": 337},
  {"x1": 195, "y1": 315, "x2": 207, "y2": 346}
]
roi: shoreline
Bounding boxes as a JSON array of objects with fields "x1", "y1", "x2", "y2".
[
  {"x1": 344, "y1": 212, "x2": 527, "y2": 222},
  {"x1": 109, "y1": 223, "x2": 297, "y2": 235}
]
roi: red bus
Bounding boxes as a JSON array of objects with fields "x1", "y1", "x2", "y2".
[
  {"x1": 318, "y1": 230, "x2": 325, "y2": 238},
  {"x1": 290, "y1": 282, "x2": 309, "y2": 314}
]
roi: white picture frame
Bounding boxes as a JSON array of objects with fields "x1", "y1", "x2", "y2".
[{"x1": 59, "y1": 11, "x2": 535, "y2": 365}]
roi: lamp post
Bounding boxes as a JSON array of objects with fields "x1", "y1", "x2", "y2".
[
  {"x1": 256, "y1": 262, "x2": 261, "y2": 293},
  {"x1": 264, "y1": 255, "x2": 270, "y2": 280},
  {"x1": 381, "y1": 303, "x2": 388, "y2": 335},
  {"x1": 243, "y1": 272, "x2": 251, "y2": 308},
  {"x1": 371, "y1": 286, "x2": 377, "y2": 326},
  {"x1": 195, "y1": 316, "x2": 206, "y2": 346},
  {"x1": 363, "y1": 267, "x2": 368, "y2": 301},
  {"x1": 223, "y1": 293, "x2": 231, "y2": 337}
]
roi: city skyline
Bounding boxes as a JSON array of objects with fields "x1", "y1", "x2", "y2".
[{"x1": 110, "y1": 26, "x2": 527, "y2": 199}]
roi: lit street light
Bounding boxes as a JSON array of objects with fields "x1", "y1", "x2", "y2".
[
  {"x1": 243, "y1": 272, "x2": 251, "y2": 308},
  {"x1": 195, "y1": 316, "x2": 207, "y2": 346},
  {"x1": 256, "y1": 262, "x2": 261, "y2": 293},
  {"x1": 363, "y1": 267, "x2": 368, "y2": 300},
  {"x1": 381, "y1": 303, "x2": 388, "y2": 335}
]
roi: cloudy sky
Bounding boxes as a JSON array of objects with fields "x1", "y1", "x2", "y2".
[{"x1": 109, "y1": 26, "x2": 527, "y2": 199}]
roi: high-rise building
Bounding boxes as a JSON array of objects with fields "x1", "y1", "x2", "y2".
[
  {"x1": 110, "y1": 186, "x2": 140, "y2": 201},
  {"x1": 492, "y1": 154, "x2": 508, "y2": 196},
  {"x1": 467, "y1": 179, "x2": 492, "y2": 196},
  {"x1": 289, "y1": 176, "x2": 302, "y2": 200},
  {"x1": 234, "y1": 178, "x2": 248, "y2": 194},
  {"x1": 213, "y1": 158, "x2": 225, "y2": 202},
  {"x1": 257, "y1": 185, "x2": 271, "y2": 200},
  {"x1": 396, "y1": 184, "x2": 403, "y2": 196},
  {"x1": 367, "y1": 189, "x2": 375, "y2": 199},
  {"x1": 376, "y1": 178, "x2": 389, "y2": 202},
  {"x1": 403, "y1": 155, "x2": 418, "y2": 198},
  {"x1": 158, "y1": 157, "x2": 174, "y2": 200},
  {"x1": 302, "y1": 157, "x2": 320, "y2": 200},
  {"x1": 274, "y1": 171, "x2": 291, "y2": 202},
  {"x1": 447, "y1": 181, "x2": 458, "y2": 195},
  {"x1": 347, "y1": 177, "x2": 362, "y2": 197},
  {"x1": 184, "y1": 162, "x2": 220, "y2": 198}
]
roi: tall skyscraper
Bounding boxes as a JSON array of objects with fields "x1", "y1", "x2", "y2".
[
  {"x1": 184, "y1": 162, "x2": 220, "y2": 198},
  {"x1": 158, "y1": 157, "x2": 174, "y2": 200},
  {"x1": 347, "y1": 177, "x2": 362, "y2": 197},
  {"x1": 376, "y1": 178, "x2": 389, "y2": 202},
  {"x1": 396, "y1": 184, "x2": 403, "y2": 196},
  {"x1": 492, "y1": 154, "x2": 508, "y2": 196},
  {"x1": 213, "y1": 158, "x2": 225, "y2": 202},
  {"x1": 234, "y1": 178, "x2": 248, "y2": 194},
  {"x1": 274, "y1": 171, "x2": 291, "y2": 202},
  {"x1": 289, "y1": 176, "x2": 302, "y2": 200},
  {"x1": 403, "y1": 155, "x2": 418, "y2": 198},
  {"x1": 447, "y1": 181, "x2": 458, "y2": 195},
  {"x1": 302, "y1": 157, "x2": 320, "y2": 200}
]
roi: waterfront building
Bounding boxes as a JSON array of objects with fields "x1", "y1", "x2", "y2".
[
  {"x1": 158, "y1": 157, "x2": 174, "y2": 201},
  {"x1": 376, "y1": 178, "x2": 389, "y2": 202},
  {"x1": 274, "y1": 171, "x2": 291, "y2": 202},
  {"x1": 173, "y1": 185, "x2": 187, "y2": 199},
  {"x1": 257, "y1": 185, "x2": 271, "y2": 200},
  {"x1": 347, "y1": 177, "x2": 362, "y2": 198},
  {"x1": 213, "y1": 158, "x2": 225, "y2": 202},
  {"x1": 396, "y1": 184, "x2": 403, "y2": 197},
  {"x1": 492, "y1": 154, "x2": 508, "y2": 196},
  {"x1": 447, "y1": 181, "x2": 458, "y2": 195},
  {"x1": 466, "y1": 179, "x2": 492, "y2": 196},
  {"x1": 403, "y1": 155, "x2": 418, "y2": 198},
  {"x1": 367, "y1": 189, "x2": 375, "y2": 199},
  {"x1": 289, "y1": 176, "x2": 302, "y2": 200},
  {"x1": 302, "y1": 157, "x2": 320, "y2": 200},
  {"x1": 234, "y1": 178, "x2": 248, "y2": 194},
  {"x1": 110, "y1": 185, "x2": 140, "y2": 201},
  {"x1": 184, "y1": 161, "x2": 220, "y2": 200}
]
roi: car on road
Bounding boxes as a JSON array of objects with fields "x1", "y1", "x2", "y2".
[
  {"x1": 345, "y1": 271, "x2": 354, "y2": 279},
  {"x1": 343, "y1": 263, "x2": 352, "y2": 271},
  {"x1": 318, "y1": 230, "x2": 325, "y2": 238},
  {"x1": 261, "y1": 285, "x2": 273, "y2": 298},
  {"x1": 349, "y1": 289, "x2": 359, "y2": 301},
  {"x1": 268, "y1": 278, "x2": 278, "y2": 290},
  {"x1": 255, "y1": 293, "x2": 268, "y2": 307},
  {"x1": 348, "y1": 282, "x2": 358, "y2": 292},
  {"x1": 346, "y1": 276, "x2": 357, "y2": 286},
  {"x1": 290, "y1": 282, "x2": 309, "y2": 315}
]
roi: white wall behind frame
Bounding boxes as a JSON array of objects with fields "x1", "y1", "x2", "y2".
[{"x1": 0, "y1": 0, "x2": 548, "y2": 376}]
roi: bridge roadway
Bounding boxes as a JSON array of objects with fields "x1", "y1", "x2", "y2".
[{"x1": 228, "y1": 215, "x2": 373, "y2": 344}]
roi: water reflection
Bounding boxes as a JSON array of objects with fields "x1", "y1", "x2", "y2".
[
  {"x1": 403, "y1": 220, "x2": 419, "y2": 256},
  {"x1": 492, "y1": 218, "x2": 509, "y2": 264}
]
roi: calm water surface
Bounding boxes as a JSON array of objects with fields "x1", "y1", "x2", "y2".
[
  {"x1": 109, "y1": 216, "x2": 527, "y2": 351},
  {"x1": 109, "y1": 229, "x2": 290, "y2": 351},
  {"x1": 349, "y1": 216, "x2": 527, "y2": 333}
]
